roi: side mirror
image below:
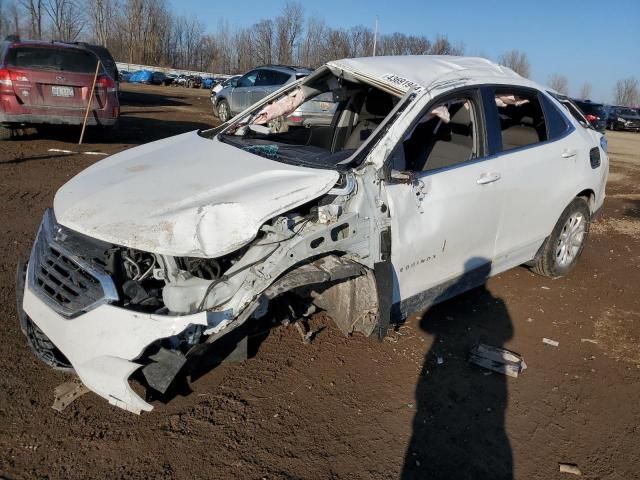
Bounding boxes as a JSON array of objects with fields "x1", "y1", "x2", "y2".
[{"x1": 230, "y1": 79, "x2": 239, "y2": 88}]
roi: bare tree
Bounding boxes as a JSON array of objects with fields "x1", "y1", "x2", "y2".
[
  {"x1": 8, "y1": 1, "x2": 22, "y2": 35},
  {"x1": 44, "y1": 0, "x2": 84, "y2": 41},
  {"x1": 498, "y1": 50, "x2": 530, "y2": 78},
  {"x1": 578, "y1": 82, "x2": 592, "y2": 100},
  {"x1": 253, "y1": 19, "x2": 274, "y2": 65},
  {"x1": 19, "y1": 0, "x2": 43, "y2": 39},
  {"x1": 613, "y1": 77, "x2": 639, "y2": 106},
  {"x1": 275, "y1": 1, "x2": 304, "y2": 64},
  {"x1": 549, "y1": 74, "x2": 569, "y2": 95},
  {"x1": 86, "y1": 0, "x2": 116, "y2": 46}
]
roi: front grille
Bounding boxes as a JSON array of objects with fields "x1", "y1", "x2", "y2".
[{"x1": 28, "y1": 209, "x2": 118, "y2": 318}]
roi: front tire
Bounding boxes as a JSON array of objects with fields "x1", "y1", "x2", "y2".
[
  {"x1": 532, "y1": 197, "x2": 590, "y2": 278},
  {"x1": 217, "y1": 100, "x2": 230, "y2": 123}
]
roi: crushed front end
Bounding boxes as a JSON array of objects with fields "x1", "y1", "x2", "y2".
[{"x1": 18, "y1": 167, "x2": 385, "y2": 413}]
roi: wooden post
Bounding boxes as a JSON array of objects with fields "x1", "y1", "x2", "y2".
[{"x1": 79, "y1": 59, "x2": 101, "y2": 145}]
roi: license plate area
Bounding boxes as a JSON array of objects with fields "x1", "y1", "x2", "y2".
[{"x1": 52, "y1": 86, "x2": 74, "y2": 97}]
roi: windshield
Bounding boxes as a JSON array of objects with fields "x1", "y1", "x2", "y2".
[
  {"x1": 215, "y1": 70, "x2": 402, "y2": 170},
  {"x1": 7, "y1": 46, "x2": 98, "y2": 73}
]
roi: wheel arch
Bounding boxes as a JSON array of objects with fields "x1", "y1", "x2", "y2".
[{"x1": 576, "y1": 188, "x2": 596, "y2": 213}]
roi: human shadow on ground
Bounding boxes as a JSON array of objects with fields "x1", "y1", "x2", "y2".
[{"x1": 401, "y1": 259, "x2": 514, "y2": 480}]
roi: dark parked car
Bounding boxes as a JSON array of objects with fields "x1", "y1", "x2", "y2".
[
  {"x1": 151, "y1": 71, "x2": 167, "y2": 85},
  {"x1": 187, "y1": 75, "x2": 202, "y2": 88},
  {"x1": 0, "y1": 36, "x2": 119, "y2": 139},
  {"x1": 216, "y1": 65, "x2": 312, "y2": 122},
  {"x1": 69, "y1": 42, "x2": 118, "y2": 83},
  {"x1": 573, "y1": 99, "x2": 607, "y2": 133},
  {"x1": 607, "y1": 106, "x2": 640, "y2": 131}
]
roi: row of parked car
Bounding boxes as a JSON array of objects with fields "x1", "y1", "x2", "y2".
[
  {"x1": 121, "y1": 70, "x2": 217, "y2": 89},
  {"x1": 571, "y1": 99, "x2": 640, "y2": 133}
]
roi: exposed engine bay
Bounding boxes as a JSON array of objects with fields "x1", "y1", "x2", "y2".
[{"x1": 19, "y1": 163, "x2": 388, "y2": 412}]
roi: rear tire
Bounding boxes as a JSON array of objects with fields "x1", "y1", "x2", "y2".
[
  {"x1": 532, "y1": 197, "x2": 591, "y2": 278},
  {"x1": 0, "y1": 125, "x2": 12, "y2": 140}
]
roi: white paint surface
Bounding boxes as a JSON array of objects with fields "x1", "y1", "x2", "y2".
[{"x1": 53, "y1": 131, "x2": 339, "y2": 258}]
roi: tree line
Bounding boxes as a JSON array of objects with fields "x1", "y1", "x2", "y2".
[
  {"x1": 0, "y1": 0, "x2": 463, "y2": 72},
  {"x1": 0, "y1": 1, "x2": 637, "y2": 106}
]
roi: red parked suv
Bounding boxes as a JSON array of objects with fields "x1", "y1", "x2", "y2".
[{"x1": 0, "y1": 36, "x2": 119, "y2": 139}]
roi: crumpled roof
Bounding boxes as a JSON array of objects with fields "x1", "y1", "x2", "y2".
[{"x1": 327, "y1": 55, "x2": 525, "y2": 94}]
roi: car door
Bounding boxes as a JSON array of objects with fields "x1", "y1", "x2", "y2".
[
  {"x1": 383, "y1": 88, "x2": 504, "y2": 314},
  {"x1": 251, "y1": 69, "x2": 291, "y2": 105},
  {"x1": 485, "y1": 87, "x2": 584, "y2": 268},
  {"x1": 229, "y1": 70, "x2": 258, "y2": 114}
]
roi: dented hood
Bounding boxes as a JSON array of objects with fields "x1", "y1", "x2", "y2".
[{"x1": 53, "y1": 131, "x2": 339, "y2": 257}]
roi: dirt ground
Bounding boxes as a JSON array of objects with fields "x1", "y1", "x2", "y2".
[{"x1": 0, "y1": 83, "x2": 639, "y2": 480}]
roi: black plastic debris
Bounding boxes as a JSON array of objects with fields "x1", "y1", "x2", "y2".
[{"x1": 142, "y1": 348, "x2": 187, "y2": 394}]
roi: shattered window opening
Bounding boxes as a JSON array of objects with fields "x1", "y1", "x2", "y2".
[
  {"x1": 494, "y1": 89, "x2": 548, "y2": 151},
  {"x1": 401, "y1": 96, "x2": 480, "y2": 172},
  {"x1": 218, "y1": 72, "x2": 402, "y2": 170}
]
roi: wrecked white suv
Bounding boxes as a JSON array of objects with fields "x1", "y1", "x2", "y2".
[{"x1": 17, "y1": 56, "x2": 608, "y2": 413}]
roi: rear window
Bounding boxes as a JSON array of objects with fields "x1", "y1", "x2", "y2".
[
  {"x1": 6, "y1": 47, "x2": 98, "y2": 73},
  {"x1": 575, "y1": 101, "x2": 604, "y2": 116}
]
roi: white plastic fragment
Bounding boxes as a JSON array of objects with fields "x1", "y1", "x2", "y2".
[
  {"x1": 48, "y1": 148, "x2": 108, "y2": 156},
  {"x1": 559, "y1": 463, "x2": 581, "y2": 475},
  {"x1": 469, "y1": 344, "x2": 527, "y2": 378},
  {"x1": 580, "y1": 338, "x2": 598, "y2": 344},
  {"x1": 543, "y1": 338, "x2": 559, "y2": 347},
  {"x1": 52, "y1": 380, "x2": 90, "y2": 412}
]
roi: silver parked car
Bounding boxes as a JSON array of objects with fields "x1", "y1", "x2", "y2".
[{"x1": 216, "y1": 65, "x2": 311, "y2": 123}]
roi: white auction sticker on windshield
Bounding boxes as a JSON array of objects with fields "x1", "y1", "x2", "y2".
[{"x1": 381, "y1": 74, "x2": 424, "y2": 92}]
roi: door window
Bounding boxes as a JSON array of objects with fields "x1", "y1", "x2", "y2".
[
  {"x1": 255, "y1": 69, "x2": 291, "y2": 87},
  {"x1": 401, "y1": 95, "x2": 480, "y2": 172},
  {"x1": 237, "y1": 70, "x2": 258, "y2": 88},
  {"x1": 493, "y1": 89, "x2": 547, "y2": 151}
]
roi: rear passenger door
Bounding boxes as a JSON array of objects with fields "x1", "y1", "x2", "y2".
[
  {"x1": 384, "y1": 88, "x2": 504, "y2": 314},
  {"x1": 484, "y1": 86, "x2": 582, "y2": 267}
]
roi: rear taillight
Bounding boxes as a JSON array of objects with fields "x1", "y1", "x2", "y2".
[
  {"x1": 0, "y1": 69, "x2": 12, "y2": 91},
  {"x1": 0, "y1": 68, "x2": 28, "y2": 92},
  {"x1": 585, "y1": 114, "x2": 598, "y2": 123},
  {"x1": 96, "y1": 75, "x2": 117, "y2": 93}
]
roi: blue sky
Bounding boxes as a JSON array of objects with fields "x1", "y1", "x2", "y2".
[{"x1": 173, "y1": 0, "x2": 640, "y2": 103}]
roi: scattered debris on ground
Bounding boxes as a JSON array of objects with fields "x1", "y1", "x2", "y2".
[
  {"x1": 469, "y1": 343, "x2": 527, "y2": 378},
  {"x1": 559, "y1": 462, "x2": 582, "y2": 475},
  {"x1": 52, "y1": 379, "x2": 90, "y2": 412}
]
